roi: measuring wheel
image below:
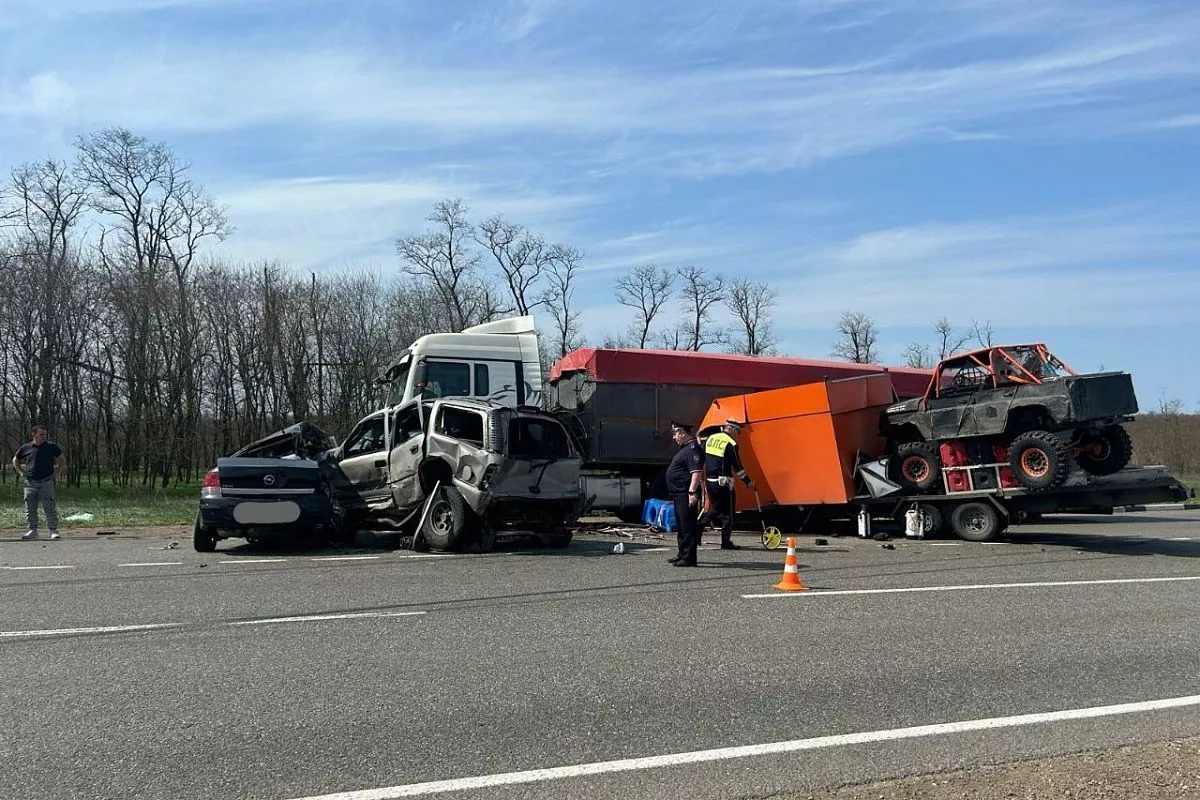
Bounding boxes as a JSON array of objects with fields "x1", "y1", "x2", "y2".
[{"x1": 754, "y1": 489, "x2": 784, "y2": 550}]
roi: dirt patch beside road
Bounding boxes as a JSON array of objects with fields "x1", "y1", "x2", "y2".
[{"x1": 801, "y1": 736, "x2": 1200, "y2": 800}]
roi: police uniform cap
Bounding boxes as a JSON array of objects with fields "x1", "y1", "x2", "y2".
[
  {"x1": 724, "y1": 418, "x2": 744, "y2": 431},
  {"x1": 670, "y1": 419, "x2": 694, "y2": 433}
]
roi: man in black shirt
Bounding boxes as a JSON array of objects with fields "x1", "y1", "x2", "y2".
[
  {"x1": 12, "y1": 426, "x2": 66, "y2": 540},
  {"x1": 664, "y1": 419, "x2": 704, "y2": 567}
]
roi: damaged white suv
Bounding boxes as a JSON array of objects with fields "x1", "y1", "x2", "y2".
[
  {"x1": 331, "y1": 398, "x2": 584, "y2": 550},
  {"x1": 197, "y1": 398, "x2": 584, "y2": 552}
]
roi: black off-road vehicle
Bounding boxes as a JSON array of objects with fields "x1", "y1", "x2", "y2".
[{"x1": 881, "y1": 344, "x2": 1138, "y2": 493}]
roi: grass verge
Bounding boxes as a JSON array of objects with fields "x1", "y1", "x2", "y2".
[{"x1": 0, "y1": 479, "x2": 198, "y2": 530}]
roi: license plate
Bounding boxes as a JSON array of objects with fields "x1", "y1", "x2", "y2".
[{"x1": 233, "y1": 501, "x2": 301, "y2": 525}]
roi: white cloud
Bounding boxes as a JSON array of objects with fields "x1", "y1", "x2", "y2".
[
  {"x1": 208, "y1": 175, "x2": 599, "y2": 269},
  {"x1": 762, "y1": 207, "x2": 1200, "y2": 330},
  {"x1": 1, "y1": 1, "x2": 1196, "y2": 179}
]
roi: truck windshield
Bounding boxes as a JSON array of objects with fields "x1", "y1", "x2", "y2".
[
  {"x1": 507, "y1": 417, "x2": 572, "y2": 460},
  {"x1": 386, "y1": 359, "x2": 411, "y2": 406}
]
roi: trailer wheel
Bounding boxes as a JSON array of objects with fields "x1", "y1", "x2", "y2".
[
  {"x1": 1008, "y1": 431, "x2": 1070, "y2": 491},
  {"x1": 950, "y1": 501, "x2": 1002, "y2": 542},
  {"x1": 889, "y1": 441, "x2": 941, "y2": 492}
]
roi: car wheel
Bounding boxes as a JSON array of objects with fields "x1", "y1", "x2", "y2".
[
  {"x1": 950, "y1": 501, "x2": 1002, "y2": 542},
  {"x1": 421, "y1": 485, "x2": 474, "y2": 551},
  {"x1": 1008, "y1": 431, "x2": 1071, "y2": 491},
  {"x1": 889, "y1": 441, "x2": 941, "y2": 492},
  {"x1": 1073, "y1": 425, "x2": 1133, "y2": 476},
  {"x1": 193, "y1": 514, "x2": 217, "y2": 553}
]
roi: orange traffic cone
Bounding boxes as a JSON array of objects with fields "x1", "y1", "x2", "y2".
[{"x1": 772, "y1": 536, "x2": 808, "y2": 592}]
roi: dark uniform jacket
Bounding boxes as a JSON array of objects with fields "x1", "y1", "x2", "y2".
[{"x1": 666, "y1": 439, "x2": 704, "y2": 495}]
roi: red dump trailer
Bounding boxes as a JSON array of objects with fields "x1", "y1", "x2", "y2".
[{"x1": 547, "y1": 347, "x2": 933, "y2": 519}]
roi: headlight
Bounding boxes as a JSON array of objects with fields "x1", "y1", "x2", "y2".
[{"x1": 479, "y1": 464, "x2": 499, "y2": 491}]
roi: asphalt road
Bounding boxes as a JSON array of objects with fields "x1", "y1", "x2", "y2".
[{"x1": 2, "y1": 512, "x2": 1199, "y2": 800}]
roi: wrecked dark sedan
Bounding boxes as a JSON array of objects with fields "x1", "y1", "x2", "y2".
[{"x1": 194, "y1": 421, "x2": 343, "y2": 552}]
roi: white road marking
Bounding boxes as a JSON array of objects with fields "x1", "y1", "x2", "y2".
[
  {"x1": 391, "y1": 554, "x2": 454, "y2": 559},
  {"x1": 0, "y1": 623, "x2": 182, "y2": 639},
  {"x1": 1168, "y1": 537, "x2": 1193, "y2": 541},
  {"x1": 119, "y1": 562, "x2": 184, "y2": 567},
  {"x1": 741, "y1": 574, "x2": 1200, "y2": 599},
  {"x1": 311, "y1": 556, "x2": 381, "y2": 562},
  {"x1": 219, "y1": 559, "x2": 287, "y2": 565},
  {"x1": 229, "y1": 611, "x2": 426, "y2": 626},
  {"x1": 641, "y1": 547, "x2": 672, "y2": 553},
  {"x1": 0, "y1": 566, "x2": 74, "y2": 573},
  {"x1": 927, "y1": 543, "x2": 962, "y2": 547},
  {"x1": 284, "y1": 694, "x2": 1200, "y2": 800}
]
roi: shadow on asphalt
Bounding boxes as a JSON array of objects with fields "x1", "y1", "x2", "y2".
[{"x1": 1002, "y1": 531, "x2": 1200, "y2": 558}]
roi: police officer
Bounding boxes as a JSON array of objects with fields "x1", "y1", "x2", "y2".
[
  {"x1": 698, "y1": 418, "x2": 755, "y2": 550},
  {"x1": 664, "y1": 419, "x2": 704, "y2": 567}
]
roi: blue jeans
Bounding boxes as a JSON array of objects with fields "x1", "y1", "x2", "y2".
[{"x1": 24, "y1": 477, "x2": 59, "y2": 533}]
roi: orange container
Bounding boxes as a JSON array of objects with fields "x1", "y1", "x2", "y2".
[{"x1": 698, "y1": 373, "x2": 895, "y2": 509}]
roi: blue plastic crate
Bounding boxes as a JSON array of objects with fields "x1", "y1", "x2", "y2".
[{"x1": 642, "y1": 498, "x2": 677, "y2": 532}]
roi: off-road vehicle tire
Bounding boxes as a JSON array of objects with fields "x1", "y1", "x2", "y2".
[
  {"x1": 1073, "y1": 425, "x2": 1133, "y2": 476},
  {"x1": 1008, "y1": 431, "x2": 1071, "y2": 491},
  {"x1": 950, "y1": 501, "x2": 1002, "y2": 542},
  {"x1": 193, "y1": 514, "x2": 218, "y2": 552},
  {"x1": 889, "y1": 441, "x2": 941, "y2": 492},
  {"x1": 421, "y1": 485, "x2": 474, "y2": 551}
]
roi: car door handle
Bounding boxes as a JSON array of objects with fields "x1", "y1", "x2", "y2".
[
  {"x1": 374, "y1": 459, "x2": 386, "y2": 467},
  {"x1": 409, "y1": 445, "x2": 419, "y2": 454}
]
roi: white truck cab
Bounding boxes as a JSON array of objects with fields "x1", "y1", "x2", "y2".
[{"x1": 377, "y1": 316, "x2": 544, "y2": 409}]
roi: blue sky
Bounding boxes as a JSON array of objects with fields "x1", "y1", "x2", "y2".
[{"x1": 2, "y1": 0, "x2": 1199, "y2": 408}]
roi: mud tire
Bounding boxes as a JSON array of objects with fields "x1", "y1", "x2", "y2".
[
  {"x1": 1074, "y1": 425, "x2": 1133, "y2": 476},
  {"x1": 889, "y1": 441, "x2": 941, "y2": 492},
  {"x1": 1008, "y1": 430, "x2": 1071, "y2": 491}
]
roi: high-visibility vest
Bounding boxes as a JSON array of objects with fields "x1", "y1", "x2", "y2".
[{"x1": 704, "y1": 432, "x2": 735, "y2": 458}]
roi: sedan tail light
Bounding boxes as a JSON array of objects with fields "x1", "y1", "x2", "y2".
[{"x1": 201, "y1": 468, "x2": 222, "y2": 499}]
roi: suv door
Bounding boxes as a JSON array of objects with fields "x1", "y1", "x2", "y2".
[
  {"x1": 425, "y1": 402, "x2": 494, "y2": 510},
  {"x1": 335, "y1": 412, "x2": 392, "y2": 510},
  {"x1": 928, "y1": 360, "x2": 991, "y2": 438},
  {"x1": 387, "y1": 403, "x2": 427, "y2": 512}
]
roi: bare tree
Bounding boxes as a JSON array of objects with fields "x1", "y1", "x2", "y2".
[
  {"x1": 972, "y1": 319, "x2": 995, "y2": 348},
  {"x1": 541, "y1": 245, "x2": 585, "y2": 358},
  {"x1": 903, "y1": 342, "x2": 933, "y2": 369},
  {"x1": 615, "y1": 263, "x2": 674, "y2": 349},
  {"x1": 1, "y1": 160, "x2": 89, "y2": 430},
  {"x1": 397, "y1": 198, "x2": 493, "y2": 331},
  {"x1": 935, "y1": 317, "x2": 972, "y2": 360},
  {"x1": 831, "y1": 310, "x2": 879, "y2": 364},
  {"x1": 74, "y1": 127, "x2": 230, "y2": 485},
  {"x1": 727, "y1": 278, "x2": 777, "y2": 356},
  {"x1": 477, "y1": 215, "x2": 555, "y2": 316},
  {"x1": 676, "y1": 265, "x2": 725, "y2": 351}
]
